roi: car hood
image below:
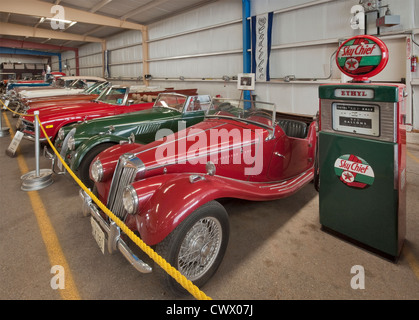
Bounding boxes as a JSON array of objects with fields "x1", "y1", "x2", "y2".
[
  {"x1": 22, "y1": 101, "x2": 105, "y2": 121},
  {"x1": 14, "y1": 86, "x2": 55, "y2": 93},
  {"x1": 72, "y1": 107, "x2": 180, "y2": 138},
  {"x1": 25, "y1": 93, "x2": 97, "y2": 104},
  {"x1": 26, "y1": 96, "x2": 97, "y2": 109},
  {"x1": 20, "y1": 88, "x2": 84, "y2": 98},
  {"x1": 99, "y1": 118, "x2": 269, "y2": 181}
]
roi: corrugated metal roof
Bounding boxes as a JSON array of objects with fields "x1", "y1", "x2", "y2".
[{"x1": 0, "y1": 0, "x2": 218, "y2": 50}]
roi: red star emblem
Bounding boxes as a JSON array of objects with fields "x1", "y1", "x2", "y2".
[
  {"x1": 342, "y1": 171, "x2": 355, "y2": 183},
  {"x1": 345, "y1": 58, "x2": 359, "y2": 71}
]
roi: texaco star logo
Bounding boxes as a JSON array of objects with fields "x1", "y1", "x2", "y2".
[
  {"x1": 345, "y1": 58, "x2": 359, "y2": 71},
  {"x1": 342, "y1": 171, "x2": 355, "y2": 183}
]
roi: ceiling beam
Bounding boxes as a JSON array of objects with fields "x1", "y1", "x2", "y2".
[
  {"x1": 0, "y1": 22, "x2": 104, "y2": 43},
  {"x1": 0, "y1": 37, "x2": 77, "y2": 51},
  {"x1": 0, "y1": 0, "x2": 145, "y2": 31}
]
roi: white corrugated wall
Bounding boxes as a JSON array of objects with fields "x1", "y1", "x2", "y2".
[{"x1": 54, "y1": 0, "x2": 419, "y2": 129}]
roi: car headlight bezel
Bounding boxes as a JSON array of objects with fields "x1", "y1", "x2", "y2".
[
  {"x1": 122, "y1": 185, "x2": 139, "y2": 215},
  {"x1": 57, "y1": 128, "x2": 65, "y2": 141},
  {"x1": 67, "y1": 136, "x2": 75, "y2": 151},
  {"x1": 90, "y1": 160, "x2": 104, "y2": 182}
]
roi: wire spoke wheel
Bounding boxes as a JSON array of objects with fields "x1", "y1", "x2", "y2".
[
  {"x1": 156, "y1": 201, "x2": 229, "y2": 296},
  {"x1": 177, "y1": 217, "x2": 222, "y2": 281}
]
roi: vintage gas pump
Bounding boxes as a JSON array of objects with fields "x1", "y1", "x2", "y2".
[{"x1": 318, "y1": 35, "x2": 406, "y2": 261}]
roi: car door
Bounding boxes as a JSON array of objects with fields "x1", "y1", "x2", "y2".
[{"x1": 268, "y1": 121, "x2": 316, "y2": 181}]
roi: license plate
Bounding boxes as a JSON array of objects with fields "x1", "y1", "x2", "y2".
[
  {"x1": 57, "y1": 157, "x2": 63, "y2": 171},
  {"x1": 6, "y1": 130, "x2": 23, "y2": 157},
  {"x1": 16, "y1": 117, "x2": 22, "y2": 130},
  {"x1": 91, "y1": 217, "x2": 105, "y2": 254},
  {"x1": 2, "y1": 100, "x2": 10, "y2": 108}
]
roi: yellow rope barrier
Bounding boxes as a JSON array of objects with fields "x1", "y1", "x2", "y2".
[
  {"x1": 0, "y1": 100, "x2": 32, "y2": 117},
  {"x1": 1, "y1": 98, "x2": 212, "y2": 300}
]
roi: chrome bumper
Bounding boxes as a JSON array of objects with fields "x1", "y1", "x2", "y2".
[
  {"x1": 79, "y1": 189, "x2": 152, "y2": 274},
  {"x1": 23, "y1": 134, "x2": 48, "y2": 142}
]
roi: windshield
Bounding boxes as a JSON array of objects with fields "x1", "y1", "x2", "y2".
[
  {"x1": 153, "y1": 93, "x2": 187, "y2": 112},
  {"x1": 54, "y1": 78, "x2": 65, "y2": 87},
  {"x1": 206, "y1": 98, "x2": 276, "y2": 128},
  {"x1": 69, "y1": 79, "x2": 86, "y2": 89},
  {"x1": 96, "y1": 87, "x2": 127, "y2": 105},
  {"x1": 84, "y1": 81, "x2": 109, "y2": 94}
]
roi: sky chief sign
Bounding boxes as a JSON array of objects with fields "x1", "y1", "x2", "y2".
[
  {"x1": 334, "y1": 154, "x2": 375, "y2": 189},
  {"x1": 336, "y1": 35, "x2": 389, "y2": 82}
]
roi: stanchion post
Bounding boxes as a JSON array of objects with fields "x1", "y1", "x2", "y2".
[
  {"x1": 34, "y1": 111, "x2": 40, "y2": 177},
  {"x1": 21, "y1": 111, "x2": 54, "y2": 191},
  {"x1": 0, "y1": 102, "x2": 10, "y2": 137}
]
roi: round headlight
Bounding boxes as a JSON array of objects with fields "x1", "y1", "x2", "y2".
[
  {"x1": 67, "y1": 136, "x2": 75, "y2": 151},
  {"x1": 58, "y1": 128, "x2": 65, "y2": 141},
  {"x1": 122, "y1": 185, "x2": 139, "y2": 215},
  {"x1": 90, "y1": 160, "x2": 103, "y2": 182}
]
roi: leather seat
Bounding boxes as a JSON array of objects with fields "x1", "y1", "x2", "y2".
[{"x1": 278, "y1": 119, "x2": 308, "y2": 138}]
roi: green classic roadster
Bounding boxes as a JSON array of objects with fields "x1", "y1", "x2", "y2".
[{"x1": 53, "y1": 92, "x2": 211, "y2": 188}]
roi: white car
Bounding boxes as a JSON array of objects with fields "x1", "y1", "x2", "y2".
[{"x1": 18, "y1": 76, "x2": 106, "y2": 99}]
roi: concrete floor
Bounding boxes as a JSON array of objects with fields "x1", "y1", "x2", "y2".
[{"x1": 0, "y1": 109, "x2": 418, "y2": 300}]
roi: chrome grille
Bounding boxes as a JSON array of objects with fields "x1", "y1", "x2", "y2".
[
  {"x1": 21, "y1": 119, "x2": 35, "y2": 132},
  {"x1": 107, "y1": 153, "x2": 145, "y2": 220}
]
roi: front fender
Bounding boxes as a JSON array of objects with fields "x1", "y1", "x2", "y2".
[
  {"x1": 128, "y1": 168, "x2": 315, "y2": 246},
  {"x1": 128, "y1": 173, "x2": 220, "y2": 246},
  {"x1": 71, "y1": 134, "x2": 131, "y2": 171},
  {"x1": 130, "y1": 173, "x2": 275, "y2": 246}
]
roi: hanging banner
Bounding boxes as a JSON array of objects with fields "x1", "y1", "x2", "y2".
[
  {"x1": 251, "y1": 12, "x2": 273, "y2": 82},
  {"x1": 104, "y1": 50, "x2": 110, "y2": 78}
]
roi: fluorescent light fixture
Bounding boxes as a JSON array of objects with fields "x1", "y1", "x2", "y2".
[{"x1": 46, "y1": 17, "x2": 74, "y2": 24}]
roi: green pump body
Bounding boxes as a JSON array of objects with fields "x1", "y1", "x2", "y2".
[{"x1": 318, "y1": 83, "x2": 406, "y2": 260}]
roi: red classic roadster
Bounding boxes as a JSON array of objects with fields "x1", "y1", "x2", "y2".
[
  {"x1": 17, "y1": 85, "x2": 197, "y2": 143},
  {"x1": 80, "y1": 98, "x2": 317, "y2": 295}
]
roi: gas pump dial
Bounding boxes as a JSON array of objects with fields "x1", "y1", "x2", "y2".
[{"x1": 332, "y1": 102, "x2": 380, "y2": 137}]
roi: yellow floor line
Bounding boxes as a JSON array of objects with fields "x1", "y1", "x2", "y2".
[
  {"x1": 2, "y1": 111, "x2": 81, "y2": 300},
  {"x1": 407, "y1": 150, "x2": 419, "y2": 164},
  {"x1": 405, "y1": 246, "x2": 419, "y2": 281},
  {"x1": 406, "y1": 150, "x2": 419, "y2": 280}
]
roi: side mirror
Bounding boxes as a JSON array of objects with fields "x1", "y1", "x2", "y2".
[{"x1": 206, "y1": 161, "x2": 216, "y2": 176}]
